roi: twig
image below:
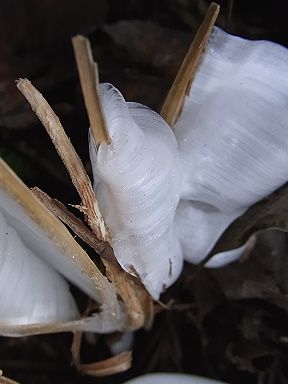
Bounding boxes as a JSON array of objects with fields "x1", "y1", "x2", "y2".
[
  {"x1": 78, "y1": 351, "x2": 132, "y2": 377},
  {"x1": 16, "y1": 78, "x2": 108, "y2": 242},
  {"x1": 72, "y1": 35, "x2": 110, "y2": 145},
  {"x1": 0, "y1": 158, "x2": 119, "y2": 312},
  {"x1": 16, "y1": 78, "x2": 152, "y2": 331},
  {"x1": 71, "y1": 37, "x2": 153, "y2": 329},
  {"x1": 160, "y1": 2, "x2": 220, "y2": 126},
  {"x1": 31, "y1": 186, "x2": 153, "y2": 329},
  {"x1": 32, "y1": 187, "x2": 105, "y2": 254},
  {"x1": 71, "y1": 328, "x2": 131, "y2": 377}
]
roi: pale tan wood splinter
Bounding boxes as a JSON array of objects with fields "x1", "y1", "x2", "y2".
[
  {"x1": 16, "y1": 78, "x2": 108, "y2": 242},
  {"x1": 0, "y1": 158, "x2": 124, "y2": 334},
  {"x1": 72, "y1": 35, "x2": 110, "y2": 145},
  {"x1": 71, "y1": 35, "x2": 153, "y2": 329},
  {"x1": 32, "y1": 187, "x2": 106, "y2": 254},
  {"x1": 161, "y1": 2, "x2": 220, "y2": 126},
  {"x1": 16, "y1": 72, "x2": 151, "y2": 333},
  {"x1": 71, "y1": 330, "x2": 132, "y2": 378}
]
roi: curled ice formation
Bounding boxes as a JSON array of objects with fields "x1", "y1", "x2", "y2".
[
  {"x1": 174, "y1": 200, "x2": 245, "y2": 267},
  {"x1": 90, "y1": 83, "x2": 183, "y2": 299},
  {"x1": 174, "y1": 27, "x2": 288, "y2": 265},
  {"x1": 0, "y1": 210, "x2": 79, "y2": 325}
]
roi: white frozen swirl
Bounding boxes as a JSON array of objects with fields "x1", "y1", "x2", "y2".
[
  {"x1": 174, "y1": 27, "x2": 288, "y2": 266},
  {"x1": 90, "y1": 84, "x2": 183, "y2": 299}
]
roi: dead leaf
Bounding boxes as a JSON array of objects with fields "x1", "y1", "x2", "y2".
[
  {"x1": 211, "y1": 231, "x2": 288, "y2": 315},
  {"x1": 226, "y1": 338, "x2": 275, "y2": 374}
]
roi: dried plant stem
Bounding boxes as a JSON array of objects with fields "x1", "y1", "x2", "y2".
[
  {"x1": 71, "y1": 36, "x2": 153, "y2": 328},
  {"x1": 31, "y1": 190, "x2": 153, "y2": 330},
  {"x1": 70, "y1": 35, "x2": 172, "y2": 329},
  {"x1": 71, "y1": 331, "x2": 132, "y2": 377},
  {"x1": 16, "y1": 78, "x2": 108, "y2": 242},
  {"x1": 72, "y1": 35, "x2": 110, "y2": 145},
  {"x1": 161, "y1": 2, "x2": 220, "y2": 126},
  {"x1": 32, "y1": 187, "x2": 105, "y2": 254},
  {"x1": 16, "y1": 79, "x2": 152, "y2": 331},
  {"x1": 0, "y1": 158, "x2": 120, "y2": 315},
  {"x1": 78, "y1": 352, "x2": 132, "y2": 377}
]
